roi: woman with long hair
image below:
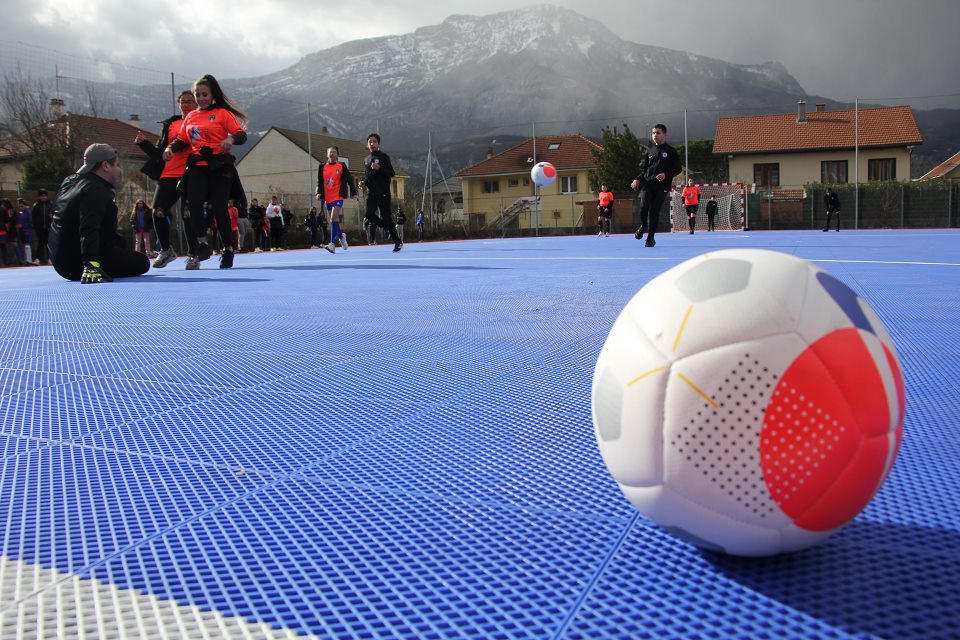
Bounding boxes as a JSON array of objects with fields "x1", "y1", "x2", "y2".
[{"x1": 163, "y1": 74, "x2": 248, "y2": 269}]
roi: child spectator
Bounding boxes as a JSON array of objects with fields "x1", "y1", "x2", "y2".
[{"x1": 130, "y1": 199, "x2": 153, "y2": 254}]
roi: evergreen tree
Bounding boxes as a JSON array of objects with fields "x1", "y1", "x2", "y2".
[
  {"x1": 675, "y1": 139, "x2": 728, "y2": 183},
  {"x1": 589, "y1": 124, "x2": 646, "y2": 195},
  {"x1": 23, "y1": 149, "x2": 72, "y2": 192}
]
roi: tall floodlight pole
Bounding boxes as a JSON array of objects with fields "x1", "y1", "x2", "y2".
[
  {"x1": 532, "y1": 120, "x2": 538, "y2": 237},
  {"x1": 684, "y1": 109, "x2": 689, "y2": 182},
  {"x1": 306, "y1": 103, "x2": 314, "y2": 211},
  {"x1": 428, "y1": 132, "x2": 435, "y2": 229},
  {"x1": 855, "y1": 98, "x2": 860, "y2": 230}
]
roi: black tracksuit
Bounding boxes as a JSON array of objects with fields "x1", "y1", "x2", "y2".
[
  {"x1": 363, "y1": 150, "x2": 401, "y2": 245},
  {"x1": 48, "y1": 173, "x2": 149, "y2": 281},
  {"x1": 634, "y1": 143, "x2": 682, "y2": 242}
]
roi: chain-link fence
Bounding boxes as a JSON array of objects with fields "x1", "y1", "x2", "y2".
[{"x1": 748, "y1": 182, "x2": 960, "y2": 231}]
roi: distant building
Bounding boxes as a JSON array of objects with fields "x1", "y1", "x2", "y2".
[
  {"x1": 456, "y1": 134, "x2": 602, "y2": 232},
  {"x1": 918, "y1": 150, "x2": 960, "y2": 181},
  {"x1": 714, "y1": 102, "x2": 923, "y2": 187},
  {"x1": 236, "y1": 127, "x2": 408, "y2": 216},
  {"x1": 423, "y1": 177, "x2": 463, "y2": 224},
  {"x1": 0, "y1": 99, "x2": 152, "y2": 197}
]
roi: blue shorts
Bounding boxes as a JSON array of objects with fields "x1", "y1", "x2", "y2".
[{"x1": 325, "y1": 200, "x2": 344, "y2": 212}]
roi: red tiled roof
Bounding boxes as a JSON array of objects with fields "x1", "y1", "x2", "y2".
[
  {"x1": 0, "y1": 114, "x2": 154, "y2": 161},
  {"x1": 457, "y1": 134, "x2": 601, "y2": 177},
  {"x1": 714, "y1": 105, "x2": 922, "y2": 155},
  {"x1": 919, "y1": 149, "x2": 960, "y2": 180}
]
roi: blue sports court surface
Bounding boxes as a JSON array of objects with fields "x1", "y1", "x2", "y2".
[{"x1": 1, "y1": 229, "x2": 958, "y2": 639}]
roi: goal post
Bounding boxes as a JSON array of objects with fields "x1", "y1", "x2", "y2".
[{"x1": 669, "y1": 182, "x2": 746, "y2": 232}]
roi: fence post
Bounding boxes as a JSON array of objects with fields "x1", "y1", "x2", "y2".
[{"x1": 900, "y1": 184, "x2": 905, "y2": 228}]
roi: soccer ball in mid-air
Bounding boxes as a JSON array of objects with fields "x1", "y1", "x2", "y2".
[
  {"x1": 531, "y1": 161, "x2": 557, "y2": 187},
  {"x1": 592, "y1": 249, "x2": 905, "y2": 556}
]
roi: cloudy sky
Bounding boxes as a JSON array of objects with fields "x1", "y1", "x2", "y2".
[{"x1": 6, "y1": 0, "x2": 960, "y2": 108}]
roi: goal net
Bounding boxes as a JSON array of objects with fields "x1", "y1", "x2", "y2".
[{"x1": 669, "y1": 183, "x2": 745, "y2": 232}]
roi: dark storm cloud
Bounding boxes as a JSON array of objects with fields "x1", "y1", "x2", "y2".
[{"x1": 2, "y1": 0, "x2": 958, "y2": 107}]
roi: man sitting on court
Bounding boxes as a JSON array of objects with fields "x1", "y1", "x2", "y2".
[{"x1": 49, "y1": 143, "x2": 150, "y2": 283}]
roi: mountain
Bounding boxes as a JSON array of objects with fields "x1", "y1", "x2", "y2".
[
  {"x1": 234, "y1": 4, "x2": 809, "y2": 146},
  {"x1": 39, "y1": 5, "x2": 960, "y2": 182}
]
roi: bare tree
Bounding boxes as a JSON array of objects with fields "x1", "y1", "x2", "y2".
[{"x1": 0, "y1": 64, "x2": 59, "y2": 155}]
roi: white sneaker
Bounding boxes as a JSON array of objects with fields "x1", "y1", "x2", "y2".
[
  {"x1": 254, "y1": 247, "x2": 262, "y2": 253},
  {"x1": 597, "y1": 231, "x2": 603, "y2": 236},
  {"x1": 605, "y1": 232, "x2": 609, "y2": 237},
  {"x1": 311, "y1": 245, "x2": 320, "y2": 249},
  {"x1": 340, "y1": 235, "x2": 349, "y2": 250},
  {"x1": 325, "y1": 243, "x2": 335, "y2": 254},
  {"x1": 152, "y1": 248, "x2": 177, "y2": 268}
]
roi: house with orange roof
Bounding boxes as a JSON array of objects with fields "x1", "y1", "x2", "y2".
[
  {"x1": 918, "y1": 150, "x2": 960, "y2": 181},
  {"x1": 714, "y1": 102, "x2": 923, "y2": 188},
  {"x1": 456, "y1": 134, "x2": 602, "y2": 232},
  {"x1": 0, "y1": 99, "x2": 154, "y2": 196}
]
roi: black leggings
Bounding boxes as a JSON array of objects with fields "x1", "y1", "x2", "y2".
[
  {"x1": 152, "y1": 178, "x2": 197, "y2": 255},
  {"x1": 185, "y1": 165, "x2": 234, "y2": 252}
]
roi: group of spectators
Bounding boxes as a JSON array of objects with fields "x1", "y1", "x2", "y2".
[
  {"x1": 0, "y1": 190, "x2": 54, "y2": 267},
  {"x1": 0, "y1": 187, "x2": 426, "y2": 269}
]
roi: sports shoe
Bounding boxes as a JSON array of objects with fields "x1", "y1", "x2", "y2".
[
  {"x1": 597, "y1": 231, "x2": 603, "y2": 236},
  {"x1": 392, "y1": 242, "x2": 403, "y2": 253},
  {"x1": 645, "y1": 237, "x2": 656, "y2": 247},
  {"x1": 219, "y1": 249, "x2": 234, "y2": 269},
  {"x1": 185, "y1": 255, "x2": 200, "y2": 270},
  {"x1": 604, "y1": 232, "x2": 609, "y2": 237},
  {"x1": 198, "y1": 243, "x2": 212, "y2": 261},
  {"x1": 311, "y1": 245, "x2": 320, "y2": 249},
  {"x1": 325, "y1": 243, "x2": 336, "y2": 254},
  {"x1": 341, "y1": 235, "x2": 348, "y2": 249},
  {"x1": 634, "y1": 229, "x2": 643, "y2": 240},
  {"x1": 152, "y1": 248, "x2": 176, "y2": 269},
  {"x1": 254, "y1": 247, "x2": 263, "y2": 253}
]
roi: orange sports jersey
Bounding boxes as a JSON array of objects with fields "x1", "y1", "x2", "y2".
[
  {"x1": 160, "y1": 118, "x2": 189, "y2": 179},
  {"x1": 682, "y1": 185, "x2": 701, "y2": 206},
  {"x1": 177, "y1": 107, "x2": 244, "y2": 162},
  {"x1": 598, "y1": 190, "x2": 614, "y2": 207},
  {"x1": 322, "y1": 162, "x2": 346, "y2": 203}
]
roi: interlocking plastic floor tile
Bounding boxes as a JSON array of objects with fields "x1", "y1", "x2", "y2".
[{"x1": 0, "y1": 233, "x2": 958, "y2": 638}]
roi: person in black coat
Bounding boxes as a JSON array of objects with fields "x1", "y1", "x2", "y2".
[
  {"x1": 31, "y1": 189, "x2": 55, "y2": 264},
  {"x1": 48, "y1": 144, "x2": 149, "y2": 283},
  {"x1": 631, "y1": 124, "x2": 682, "y2": 247},
  {"x1": 824, "y1": 188, "x2": 841, "y2": 232}
]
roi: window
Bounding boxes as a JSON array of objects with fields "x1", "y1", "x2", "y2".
[
  {"x1": 523, "y1": 178, "x2": 530, "y2": 186},
  {"x1": 560, "y1": 176, "x2": 578, "y2": 194},
  {"x1": 821, "y1": 160, "x2": 848, "y2": 184},
  {"x1": 753, "y1": 163, "x2": 780, "y2": 187},
  {"x1": 482, "y1": 180, "x2": 500, "y2": 194},
  {"x1": 547, "y1": 142, "x2": 561, "y2": 150},
  {"x1": 507, "y1": 179, "x2": 519, "y2": 188},
  {"x1": 868, "y1": 158, "x2": 896, "y2": 181}
]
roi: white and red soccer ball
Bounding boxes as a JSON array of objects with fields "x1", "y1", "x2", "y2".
[
  {"x1": 592, "y1": 249, "x2": 905, "y2": 556},
  {"x1": 531, "y1": 162, "x2": 557, "y2": 187}
]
